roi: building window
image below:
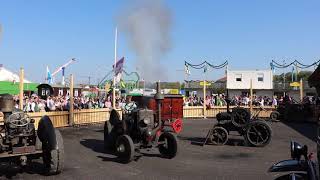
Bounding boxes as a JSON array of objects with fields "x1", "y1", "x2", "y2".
[
  {"x1": 235, "y1": 74, "x2": 242, "y2": 82},
  {"x1": 41, "y1": 90, "x2": 46, "y2": 96},
  {"x1": 258, "y1": 73, "x2": 264, "y2": 82}
]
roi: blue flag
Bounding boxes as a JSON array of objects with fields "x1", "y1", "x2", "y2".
[{"x1": 47, "y1": 66, "x2": 53, "y2": 84}]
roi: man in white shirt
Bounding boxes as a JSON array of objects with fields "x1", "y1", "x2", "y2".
[{"x1": 47, "y1": 96, "x2": 56, "y2": 111}]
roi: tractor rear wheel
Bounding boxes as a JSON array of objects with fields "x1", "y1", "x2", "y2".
[
  {"x1": 41, "y1": 130, "x2": 64, "y2": 175},
  {"x1": 244, "y1": 120, "x2": 272, "y2": 147},
  {"x1": 115, "y1": 135, "x2": 134, "y2": 163},
  {"x1": 37, "y1": 116, "x2": 64, "y2": 175},
  {"x1": 104, "y1": 120, "x2": 117, "y2": 151},
  {"x1": 158, "y1": 132, "x2": 178, "y2": 159}
]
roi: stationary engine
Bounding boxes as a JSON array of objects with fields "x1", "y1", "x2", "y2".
[
  {"x1": 0, "y1": 94, "x2": 37, "y2": 154},
  {"x1": 0, "y1": 94, "x2": 64, "y2": 175},
  {"x1": 124, "y1": 109, "x2": 155, "y2": 144}
]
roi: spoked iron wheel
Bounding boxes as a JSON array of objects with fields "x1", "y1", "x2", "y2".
[
  {"x1": 209, "y1": 127, "x2": 228, "y2": 145},
  {"x1": 231, "y1": 108, "x2": 250, "y2": 127},
  {"x1": 244, "y1": 121, "x2": 272, "y2": 147}
]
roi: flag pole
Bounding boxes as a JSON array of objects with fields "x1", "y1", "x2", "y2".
[{"x1": 112, "y1": 27, "x2": 118, "y2": 109}]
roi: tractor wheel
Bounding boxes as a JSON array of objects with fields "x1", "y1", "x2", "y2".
[
  {"x1": 244, "y1": 120, "x2": 272, "y2": 147},
  {"x1": 104, "y1": 120, "x2": 117, "y2": 151},
  {"x1": 208, "y1": 126, "x2": 228, "y2": 145},
  {"x1": 37, "y1": 116, "x2": 64, "y2": 175},
  {"x1": 42, "y1": 130, "x2": 64, "y2": 175},
  {"x1": 37, "y1": 116, "x2": 56, "y2": 150},
  {"x1": 115, "y1": 135, "x2": 134, "y2": 163},
  {"x1": 270, "y1": 111, "x2": 280, "y2": 122},
  {"x1": 158, "y1": 132, "x2": 178, "y2": 159},
  {"x1": 109, "y1": 109, "x2": 121, "y2": 126}
]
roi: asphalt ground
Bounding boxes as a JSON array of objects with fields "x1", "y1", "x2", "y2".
[{"x1": 0, "y1": 119, "x2": 317, "y2": 180}]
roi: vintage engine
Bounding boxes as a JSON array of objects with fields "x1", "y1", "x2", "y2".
[
  {"x1": 125, "y1": 109, "x2": 155, "y2": 143},
  {"x1": 0, "y1": 94, "x2": 36, "y2": 154}
]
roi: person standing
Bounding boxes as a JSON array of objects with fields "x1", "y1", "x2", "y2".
[{"x1": 272, "y1": 96, "x2": 278, "y2": 107}]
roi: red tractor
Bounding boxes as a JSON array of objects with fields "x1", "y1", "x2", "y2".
[
  {"x1": 132, "y1": 94, "x2": 183, "y2": 134},
  {"x1": 103, "y1": 83, "x2": 183, "y2": 163}
]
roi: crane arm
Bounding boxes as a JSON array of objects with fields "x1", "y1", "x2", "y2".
[{"x1": 52, "y1": 58, "x2": 76, "y2": 77}]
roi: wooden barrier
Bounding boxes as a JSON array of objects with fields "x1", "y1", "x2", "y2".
[
  {"x1": 183, "y1": 106, "x2": 275, "y2": 118},
  {"x1": 28, "y1": 109, "x2": 123, "y2": 129},
  {"x1": 28, "y1": 111, "x2": 69, "y2": 129},
  {"x1": 183, "y1": 107, "x2": 204, "y2": 118},
  {"x1": 74, "y1": 108, "x2": 110, "y2": 125},
  {"x1": 27, "y1": 106, "x2": 275, "y2": 129}
]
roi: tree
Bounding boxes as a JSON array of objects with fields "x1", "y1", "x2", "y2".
[{"x1": 273, "y1": 71, "x2": 313, "y2": 82}]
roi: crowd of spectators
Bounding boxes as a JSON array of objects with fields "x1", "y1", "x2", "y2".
[
  {"x1": 183, "y1": 93, "x2": 320, "y2": 108},
  {"x1": 14, "y1": 92, "x2": 320, "y2": 112},
  {"x1": 15, "y1": 94, "x2": 127, "y2": 113}
]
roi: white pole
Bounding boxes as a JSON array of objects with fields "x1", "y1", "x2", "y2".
[{"x1": 112, "y1": 27, "x2": 118, "y2": 109}]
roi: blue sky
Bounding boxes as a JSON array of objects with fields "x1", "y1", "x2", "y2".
[{"x1": 0, "y1": 0, "x2": 320, "y2": 84}]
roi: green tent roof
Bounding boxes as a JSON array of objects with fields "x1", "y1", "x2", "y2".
[{"x1": 0, "y1": 81, "x2": 39, "y2": 95}]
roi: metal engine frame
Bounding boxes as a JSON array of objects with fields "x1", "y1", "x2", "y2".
[
  {"x1": 203, "y1": 106, "x2": 272, "y2": 147},
  {"x1": 0, "y1": 94, "x2": 64, "y2": 175}
]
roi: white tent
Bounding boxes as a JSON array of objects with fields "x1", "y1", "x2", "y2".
[{"x1": 0, "y1": 65, "x2": 31, "y2": 83}]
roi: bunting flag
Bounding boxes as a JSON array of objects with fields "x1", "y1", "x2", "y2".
[
  {"x1": 204, "y1": 65, "x2": 208, "y2": 73},
  {"x1": 270, "y1": 62, "x2": 276, "y2": 73},
  {"x1": 291, "y1": 66, "x2": 294, "y2": 82},
  {"x1": 184, "y1": 64, "x2": 190, "y2": 75}
]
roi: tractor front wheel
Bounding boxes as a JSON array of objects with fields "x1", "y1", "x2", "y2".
[
  {"x1": 158, "y1": 132, "x2": 178, "y2": 159},
  {"x1": 115, "y1": 135, "x2": 134, "y2": 163}
]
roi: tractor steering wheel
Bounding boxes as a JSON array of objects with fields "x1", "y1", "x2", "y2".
[
  {"x1": 7, "y1": 112, "x2": 31, "y2": 127},
  {"x1": 124, "y1": 102, "x2": 137, "y2": 113}
]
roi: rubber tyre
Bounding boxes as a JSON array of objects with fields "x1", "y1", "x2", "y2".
[
  {"x1": 208, "y1": 126, "x2": 228, "y2": 145},
  {"x1": 42, "y1": 129, "x2": 64, "y2": 175},
  {"x1": 244, "y1": 120, "x2": 272, "y2": 147},
  {"x1": 104, "y1": 120, "x2": 117, "y2": 151},
  {"x1": 37, "y1": 116, "x2": 56, "y2": 151},
  {"x1": 109, "y1": 109, "x2": 121, "y2": 126},
  {"x1": 158, "y1": 132, "x2": 178, "y2": 159},
  {"x1": 270, "y1": 111, "x2": 280, "y2": 121},
  {"x1": 115, "y1": 135, "x2": 134, "y2": 163}
]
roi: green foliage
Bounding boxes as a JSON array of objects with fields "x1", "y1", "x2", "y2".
[{"x1": 273, "y1": 71, "x2": 313, "y2": 82}]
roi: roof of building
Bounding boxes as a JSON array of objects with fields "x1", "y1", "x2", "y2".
[{"x1": 51, "y1": 84, "x2": 83, "y2": 89}]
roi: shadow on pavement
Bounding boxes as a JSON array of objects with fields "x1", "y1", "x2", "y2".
[
  {"x1": 80, "y1": 139, "x2": 106, "y2": 154},
  {"x1": 79, "y1": 139, "x2": 127, "y2": 164},
  {"x1": 214, "y1": 152, "x2": 253, "y2": 159},
  {"x1": 282, "y1": 122, "x2": 317, "y2": 142},
  {"x1": 0, "y1": 161, "x2": 45, "y2": 179},
  {"x1": 178, "y1": 136, "x2": 247, "y2": 147},
  {"x1": 80, "y1": 139, "x2": 168, "y2": 164}
]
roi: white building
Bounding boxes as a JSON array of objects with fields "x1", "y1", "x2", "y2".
[{"x1": 226, "y1": 69, "x2": 273, "y2": 97}]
